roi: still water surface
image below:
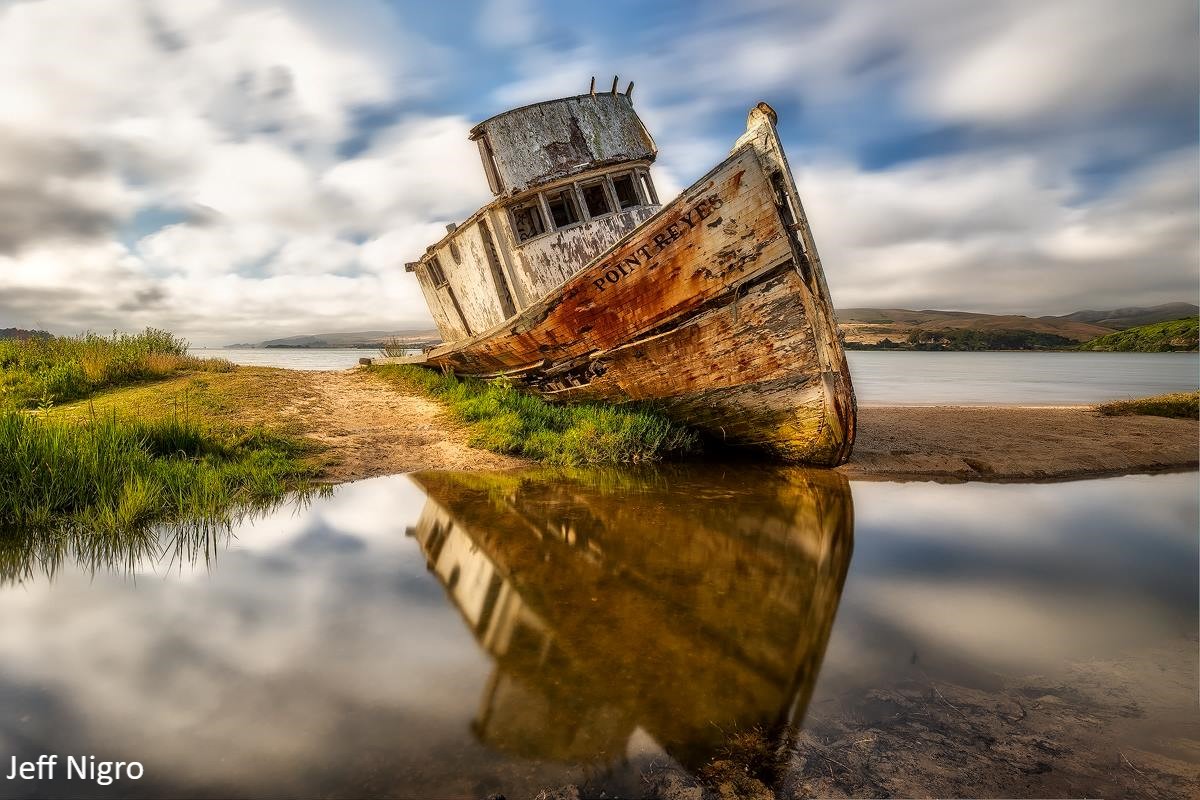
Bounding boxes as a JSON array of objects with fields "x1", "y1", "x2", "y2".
[
  {"x1": 0, "y1": 469, "x2": 1195, "y2": 798},
  {"x1": 191, "y1": 348, "x2": 1199, "y2": 405},
  {"x1": 192, "y1": 348, "x2": 394, "y2": 371},
  {"x1": 848, "y1": 350, "x2": 1199, "y2": 405}
]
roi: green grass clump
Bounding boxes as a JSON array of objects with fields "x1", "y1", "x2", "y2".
[
  {"x1": 0, "y1": 328, "x2": 234, "y2": 410},
  {"x1": 1078, "y1": 317, "x2": 1199, "y2": 352},
  {"x1": 1095, "y1": 391, "x2": 1199, "y2": 420},
  {"x1": 0, "y1": 408, "x2": 315, "y2": 532},
  {"x1": 373, "y1": 365, "x2": 699, "y2": 465}
]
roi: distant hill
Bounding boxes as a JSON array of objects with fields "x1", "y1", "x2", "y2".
[
  {"x1": 0, "y1": 327, "x2": 51, "y2": 341},
  {"x1": 243, "y1": 329, "x2": 441, "y2": 349},
  {"x1": 836, "y1": 308, "x2": 1112, "y2": 347},
  {"x1": 1058, "y1": 303, "x2": 1199, "y2": 330},
  {"x1": 1077, "y1": 318, "x2": 1198, "y2": 352}
]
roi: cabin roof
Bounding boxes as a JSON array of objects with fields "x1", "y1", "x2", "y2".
[
  {"x1": 468, "y1": 88, "x2": 655, "y2": 197},
  {"x1": 469, "y1": 91, "x2": 622, "y2": 138}
]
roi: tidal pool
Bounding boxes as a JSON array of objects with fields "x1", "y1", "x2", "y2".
[{"x1": 0, "y1": 468, "x2": 1195, "y2": 798}]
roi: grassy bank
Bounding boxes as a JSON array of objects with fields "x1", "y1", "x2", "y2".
[
  {"x1": 0, "y1": 408, "x2": 315, "y2": 531},
  {"x1": 371, "y1": 365, "x2": 699, "y2": 465},
  {"x1": 0, "y1": 328, "x2": 233, "y2": 410},
  {"x1": 1, "y1": 329, "x2": 318, "y2": 533},
  {"x1": 1095, "y1": 391, "x2": 1199, "y2": 420}
]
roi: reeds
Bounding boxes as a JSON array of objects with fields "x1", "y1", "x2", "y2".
[
  {"x1": 372, "y1": 365, "x2": 700, "y2": 465},
  {"x1": 0, "y1": 408, "x2": 315, "y2": 532},
  {"x1": 0, "y1": 328, "x2": 233, "y2": 410},
  {"x1": 1095, "y1": 390, "x2": 1199, "y2": 419}
]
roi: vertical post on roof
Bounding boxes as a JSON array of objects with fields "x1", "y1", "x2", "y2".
[
  {"x1": 625, "y1": 81, "x2": 634, "y2": 99},
  {"x1": 589, "y1": 76, "x2": 595, "y2": 95},
  {"x1": 610, "y1": 75, "x2": 619, "y2": 95}
]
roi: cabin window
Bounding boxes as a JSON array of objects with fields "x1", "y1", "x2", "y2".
[
  {"x1": 580, "y1": 179, "x2": 612, "y2": 218},
  {"x1": 449, "y1": 241, "x2": 461, "y2": 264},
  {"x1": 477, "y1": 135, "x2": 503, "y2": 194},
  {"x1": 510, "y1": 199, "x2": 546, "y2": 242},
  {"x1": 426, "y1": 256, "x2": 447, "y2": 287},
  {"x1": 544, "y1": 187, "x2": 581, "y2": 229},
  {"x1": 610, "y1": 172, "x2": 639, "y2": 209},
  {"x1": 638, "y1": 170, "x2": 659, "y2": 204},
  {"x1": 479, "y1": 220, "x2": 517, "y2": 318}
]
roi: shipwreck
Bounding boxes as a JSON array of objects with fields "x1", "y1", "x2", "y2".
[{"x1": 377, "y1": 78, "x2": 856, "y2": 465}]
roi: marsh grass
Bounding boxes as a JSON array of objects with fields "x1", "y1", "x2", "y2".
[
  {"x1": 0, "y1": 407, "x2": 316, "y2": 533},
  {"x1": 0, "y1": 327, "x2": 234, "y2": 410},
  {"x1": 1095, "y1": 391, "x2": 1199, "y2": 420},
  {"x1": 372, "y1": 364, "x2": 700, "y2": 465}
]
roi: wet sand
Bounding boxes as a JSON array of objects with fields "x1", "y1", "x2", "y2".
[{"x1": 840, "y1": 405, "x2": 1198, "y2": 482}]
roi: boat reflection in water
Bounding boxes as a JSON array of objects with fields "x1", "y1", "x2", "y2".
[{"x1": 406, "y1": 465, "x2": 853, "y2": 776}]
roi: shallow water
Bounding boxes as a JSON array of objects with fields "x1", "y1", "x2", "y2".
[
  {"x1": 191, "y1": 348, "x2": 1198, "y2": 405},
  {"x1": 848, "y1": 350, "x2": 1199, "y2": 405},
  {"x1": 190, "y1": 348, "x2": 414, "y2": 371},
  {"x1": 0, "y1": 469, "x2": 1195, "y2": 798}
]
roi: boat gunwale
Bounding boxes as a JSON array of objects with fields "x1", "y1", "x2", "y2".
[{"x1": 415, "y1": 138, "x2": 769, "y2": 365}]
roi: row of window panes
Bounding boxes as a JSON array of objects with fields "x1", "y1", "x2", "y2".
[{"x1": 509, "y1": 169, "x2": 658, "y2": 243}]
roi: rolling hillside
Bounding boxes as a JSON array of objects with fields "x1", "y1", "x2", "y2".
[
  {"x1": 1077, "y1": 318, "x2": 1198, "y2": 352},
  {"x1": 836, "y1": 308, "x2": 1113, "y2": 346},
  {"x1": 228, "y1": 304, "x2": 1197, "y2": 352},
  {"x1": 1059, "y1": 302, "x2": 1199, "y2": 329},
  {"x1": 243, "y1": 329, "x2": 441, "y2": 349},
  {"x1": 0, "y1": 328, "x2": 51, "y2": 341}
]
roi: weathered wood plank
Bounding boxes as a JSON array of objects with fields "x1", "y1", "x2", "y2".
[{"x1": 431, "y1": 147, "x2": 791, "y2": 373}]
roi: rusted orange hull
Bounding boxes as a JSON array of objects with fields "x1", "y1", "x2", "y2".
[{"x1": 391, "y1": 109, "x2": 856, "y2": 465}]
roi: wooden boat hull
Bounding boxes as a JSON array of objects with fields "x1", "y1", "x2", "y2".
[{"x1": 387, "y1": 106, "x2": 856, "y2": 465}]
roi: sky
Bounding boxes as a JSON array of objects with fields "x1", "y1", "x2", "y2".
[{"x1": 0, "y1": 0, "x2": 1196, "y2": 345}]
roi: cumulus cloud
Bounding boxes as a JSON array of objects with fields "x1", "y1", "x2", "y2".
[
  {"x1": 0, "y1": 0, "x2": 472, "y2": 343},
  {"x1": 494, "y1": 0, "x2": 1198, "y2": 314},
  {"x1": 0, "y1": 0, "x2": 1195, "y2": 343},
  {"x1": 800, "y1": 147, "x2": 1199, "y2": 312}
]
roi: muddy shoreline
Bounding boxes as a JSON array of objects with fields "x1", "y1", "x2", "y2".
[
  {"x1": 305, "y1": 373, "x2": 1197, "y2": 483},
  {"x1": 837, "y1": 405, "x2": 1197, "y2": 483}
]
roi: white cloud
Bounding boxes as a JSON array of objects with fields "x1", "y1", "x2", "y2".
[
  {"x1": 910, "y1": 0, "x2": 1198, "y2": 127},
  {"x1": 0, "y1": 0, "x2": 474, "y2": 342},
  {"x1": 476, "y1": 0, "x2": 540, "y2": 49},
  {"x1": 801, "y1": 147, "x2": 1199, "y2": 312},
  {"x1": 0, "y1": 0, "x2": 1195, "y2": 342},
  {"x1": 322, "y1": 116, "x2": 489, "y2": 227}
]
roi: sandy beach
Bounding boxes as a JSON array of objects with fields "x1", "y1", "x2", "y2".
[{"x1": 841, "y1": 405, "x2": 1198, "y2": 482}]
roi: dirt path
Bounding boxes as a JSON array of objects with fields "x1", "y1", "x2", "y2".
[
  {"x1": 840, "y1": 405, "x2": 1198, "y2": 482},
  {"x1": 276, "y1": 369, "x2": 525, "y2": 482}
]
